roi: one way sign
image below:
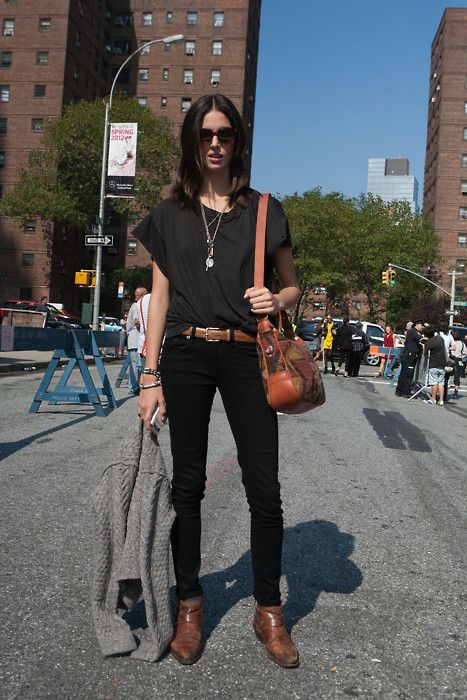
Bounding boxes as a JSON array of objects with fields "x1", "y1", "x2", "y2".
[{"x1": 85, "y1": 235, "x2": 113, "y2": 246}]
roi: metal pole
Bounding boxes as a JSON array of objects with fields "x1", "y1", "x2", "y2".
[
  {"x1": 91, "y1": 34, "x2": 183, "y2": 331},
  {"x1": 449, "y1": 271, "x2": 456, "y2": 326},
  {"x1": 92, "y1": 100, "x2": 110, "y2": 330}
]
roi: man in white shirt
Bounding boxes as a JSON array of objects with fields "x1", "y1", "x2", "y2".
[
  {"x1": 126, "y1": 287, "x2": 147, "y2": 394},
  {"x1": 437, "y1": 321, "x2": 455, "y2": 402}
]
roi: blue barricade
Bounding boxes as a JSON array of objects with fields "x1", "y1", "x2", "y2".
[{"x1": 0, "y1": 327, "x2": 120, "y2": 416}]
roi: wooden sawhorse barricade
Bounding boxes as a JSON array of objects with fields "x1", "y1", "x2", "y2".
[
  {"x1": 0, "y1": 326, "x2": 120, "y2": 416},
  {"x1": 115, "y1": 350, "x2": 138, "y2": 390},
  {"x1": 369, "y1": 345, "x2": 403, "y2": 384}
]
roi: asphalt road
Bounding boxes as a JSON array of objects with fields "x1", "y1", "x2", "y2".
[{"x1": 0, "y1": 364, "x2": 465, "y2": 699}]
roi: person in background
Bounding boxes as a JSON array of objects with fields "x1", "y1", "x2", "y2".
[
  {"x1": 437, "y1": 320, "x2": 455, "y2": 402},
  {"x1": 449, "y1": 329, "x2": 466, "y2": 399},
  {"x1": 349, "y1": 321, "x2": 369, "y2": 377},
  {"x1": 36, "y1": 295, "x2": 49, "y2": 312},
  {"x1": 395, "y1": 320, "x2": 424, "y2": 398},
  {"x1": 423, "y1": 325, "x2": 447, "y2": 405},
  {"x1": 322, "y1": 314, "x2": 335, "y2": 374},
  {"x1": 118, "y1": 312, "x2": 127, "y2": 359},
  {"x1": 376, "y1": 324, "x2": 396, "y2": 378},
  {"x1": 126, "y1": 287, "x2": 147, "y2": 395},
  {"x1": 335, "y1": 317, "x2": 352, "y2": 377}
]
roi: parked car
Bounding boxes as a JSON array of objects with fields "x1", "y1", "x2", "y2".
[
  {"x1": 1, "y1": 300, "x2": 83, "y2": 329},
  {"x1": 98, "y1": 316, "x2": 122, "y2": 332}
]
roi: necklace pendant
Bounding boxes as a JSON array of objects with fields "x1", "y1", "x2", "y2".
[{"x1": 205, "y1": 256, "x2": 214, "y2": 271}]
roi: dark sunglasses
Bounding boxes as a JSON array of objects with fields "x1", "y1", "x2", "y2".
[{"x1": 199, "y1": 127, "x2": 236, "y2": 144}]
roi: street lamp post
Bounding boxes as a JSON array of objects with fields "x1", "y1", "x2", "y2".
[{"x1": 92, "y1": 34, "x2": 184, "y2": 330}]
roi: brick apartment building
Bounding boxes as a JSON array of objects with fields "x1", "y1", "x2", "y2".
[
  {"x1": 423, "y1": 8, "x2": 467, "y2": 301},
  {"x1": 0, "y1": 0, "x2": 261, "y2": 313}
]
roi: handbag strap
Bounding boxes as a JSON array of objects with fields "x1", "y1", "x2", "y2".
[{"x1": 254, "y1": 193, "x2": 269, "y2": 289}]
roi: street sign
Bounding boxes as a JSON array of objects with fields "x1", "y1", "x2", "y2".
[
  {"x1": 445, "y1": 309, "x2": 460, "y2": 315},
  {"x1": 85, "y1": 235, "x2": 113, "y2": 246},
  {"x1": 117, "y1": 281, "x2": 124, "y2": 299},
  {"x1": 453, "y1": 300, "x2": 467, "y2": 306}
]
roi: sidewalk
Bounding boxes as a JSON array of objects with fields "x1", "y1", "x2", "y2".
[{"x1": 0, "y1": 350, "x2": 122, "y2": 374}]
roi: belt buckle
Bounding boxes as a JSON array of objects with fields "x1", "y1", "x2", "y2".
[{"x1": 205, "y1": 327, "x2": 221, "y2": 342}]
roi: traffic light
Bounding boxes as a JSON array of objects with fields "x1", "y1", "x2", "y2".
[
  {"x1": 389, "y1": 268, "x2": 396, "y2": 285},
  {"x1": 381, "y1": 270, "x2": 389, "y2": 285}
]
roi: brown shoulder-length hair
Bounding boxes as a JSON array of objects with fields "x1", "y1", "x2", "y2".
[{"x1": 171, "y1": 94, "x2": 249, "y2": 208}]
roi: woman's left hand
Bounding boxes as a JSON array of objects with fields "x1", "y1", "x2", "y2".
[{"x1": 244, "y1": 286, "x2": 279, "y2": 315}]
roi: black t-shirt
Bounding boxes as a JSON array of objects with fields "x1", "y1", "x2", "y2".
[
  {"x1": 425, "y1": 335, "x2": 446, "y2": 369},
  {"x1": 132, "y1": 191, "x2": 292, "y2": 337},
  {"x1": 405, "y1": 328, "x2": 422, "y2": 354}
]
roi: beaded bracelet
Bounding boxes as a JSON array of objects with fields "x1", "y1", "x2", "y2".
[
  {"x1": 142, "y1": 367, "x2": 161, "y2": 378},
  {"x1": 139, "y1": 380, "x2": 162, "y2": 390}
]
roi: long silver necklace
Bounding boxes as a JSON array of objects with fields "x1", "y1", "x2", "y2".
[{"x1": 200, "y1": 202, "x2": 227, "y2": 271}]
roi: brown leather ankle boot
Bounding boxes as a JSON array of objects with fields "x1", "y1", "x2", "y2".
[
  {"x1": 253, "y1": 604, "x2": 299, "y2": 668},
  {"x1": 170, "y1": 596, "x2": 203, "y2": 665}
]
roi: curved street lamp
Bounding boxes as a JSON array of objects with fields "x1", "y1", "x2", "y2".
[{"x1": 92, "y1": 34, "x2": 184, "y2": 329}]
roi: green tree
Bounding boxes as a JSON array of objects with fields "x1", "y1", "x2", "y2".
[
  {"x1": 110, "y1": 265, "x2": 152, "y2": 300},
  {"x1": 282, "y1": 189, "x2": 357, "y2": 318},
  {"x1": 0, "y1": 93, "x2": 179, "y2": 229}
]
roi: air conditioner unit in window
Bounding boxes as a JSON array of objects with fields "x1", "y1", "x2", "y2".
[
  {"x1": 210, "y1": 79, "x2": 219, "y2": 86},
  {"x1": 184, "y1": 78, "x2": 193, "y2": 84}
]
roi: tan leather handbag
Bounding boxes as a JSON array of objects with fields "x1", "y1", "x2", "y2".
[{"x1": 255, "y1": 194, "x2": 326, "y2": 414}]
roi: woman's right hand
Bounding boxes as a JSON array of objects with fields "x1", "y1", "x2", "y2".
[{"x1": 138, "y1": 385, "x2": 166, "y2": 431}]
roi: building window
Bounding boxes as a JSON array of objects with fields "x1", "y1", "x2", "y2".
[
  {"x1": 39, "y1": 18, "x2": 51, "y2": 31},
  {"x1": 127, "y1": 240, "x2": 137, "y2": 256},
  {"x1": 212, "y1": 40, "x2": 223, "y2": 56},
  {"x1": 73, "y1": 66, "x2": 79, "y2": 80},
  {"x1": 31, "y1": 118, "x2": 44, "y2": 132},
  {"x1": 464, "y1": 128, "x2": 467, "y2": 141},
  {"x1": 0, "y1": 118, "x2": 6, "y2": 135},
  {"x1": 183, "y1": 68, "x2": 193, "y2": 84},
  {"x1": 161, "y1": 96, "x2": 167, "y2": 108},
  {"x1": 185, "y1": 40, "x2": 195, "y2": 56},
  {"x1": 0, "y1": 52, "x2": 12, "y2": 68},
  {"x1": 462, "y1": 181, "x2": 467, "y2": 195},
  {"x1": 210, "y1": 69, "x2": 221, "y2": 85},
  {"x1": 142, "y1": 12, "x2": 153, "y2": 27},
  {"x1": 114, "y1": 13, "x2": 133, "y2": 27},
  {"x1": 36, "y1": 51, "x2": 49, "y2": 65},
  {"x1": 213, "y1": 11, "x2": 224, "y2": 27},
  {"x1": 75, "y1": 32, "x2": 81, "y2": 48},
  {"x1": 166, "y1": 11, "x2": 173, "y2": 24},
  {"x1": 181, "y1": 97, "x2": 192, "y2": 112},
  {"x1": 24, "y1": 219, "x2": 36, "y2": 232},
  {"x1": 463, "y1": 155, "x2": 467, "y2": 168},
  {"x1": 458, "y1": 234, "x2": 467, "y2": 247},
  {"x1": 0, "y1": 151, "x2": 4, "y2": 167},
  {"x1": 162, "y1": 67, "x2": 169, "y2": 80},
  {"x1": 34, "y1": 84, "x2": 46, "y2": 98},
  {"x1": 460, "y1": 207, "x2": 467, "y2": 220},
  {"x1": 456, "y1": 259, "x2": 466, "y2": 273},
  {"x1": 186, "y1": 12, "x2": 197, "y2": 26},
  {"x1": 139, "y1": 68, "x2": 149, "y2": 82},
  {"x1": 3, "y1": 19, "x2": 14, "y2": 36},
  {"x1": 22, "y1": 253, "x2": 35, "y2": 267},
  {"x1": 0, "y1": 86, "x2": 10, "y2": 103},
  {"x1": 164, "y1": 41, "x2": 171, "y2": 52},
  {"x1": 140, "y1": 40, "x2": 151, "y2": 54},
  {"x1": 465, "y1": 102, "x2": 467, "y2": 116},
  {"x1": 138, "y1": 96, "x2": 147, "y2": 108}
]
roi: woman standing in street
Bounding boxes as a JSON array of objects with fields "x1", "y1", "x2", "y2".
[
  {"x1": 376, "y1": 324, "x2": 396, "y2": 378},
  {"x1": 133, "y1": 95, "x2": 300, "y2": 668}
]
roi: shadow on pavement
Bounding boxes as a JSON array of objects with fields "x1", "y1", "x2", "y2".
[
  {"x1": 0, "y1": 395, "x2": 134, "y2": 462},
  {"x1": 363, "y1": 408, "x2": 432, "y2": 452},
  {"x1": 201, "y1": 519, "x2": 363, "y2": 638}
]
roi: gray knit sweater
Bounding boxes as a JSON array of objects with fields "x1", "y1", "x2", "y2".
[{"x1": 91, "y1": 420, "x2": 175, "y2": 661}]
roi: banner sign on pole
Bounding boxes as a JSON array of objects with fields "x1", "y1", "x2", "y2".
[
  {"x1": 117, "y1": 282, "x2": 124, "y2": 299},
  {"x1": 106, "y1": 123, "x2": 137, "y2": 198}
]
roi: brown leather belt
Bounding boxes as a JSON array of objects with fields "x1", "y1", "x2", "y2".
[{"x1": 181, "y1": 326, "x2": 256, "y2": 343}]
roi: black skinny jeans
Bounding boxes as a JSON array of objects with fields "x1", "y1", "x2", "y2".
[{"x1": 159, "y1": 335, "x2": 283, "y2": 607}]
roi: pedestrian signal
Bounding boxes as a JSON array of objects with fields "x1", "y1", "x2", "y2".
[
  {"x1": 75, "y1": 271, "x2": 91, "y2": 286},
  {"x1": 381, "y1": 270, "x2": 389, "y2": 285},
  {"x1": 389, "y1": 269, "x2": 396, "y2": 285}
]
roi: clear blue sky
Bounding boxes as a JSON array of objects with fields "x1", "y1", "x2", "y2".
[{"x1": 251, "y1": 1, "x2": 467, "y2": 201}]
